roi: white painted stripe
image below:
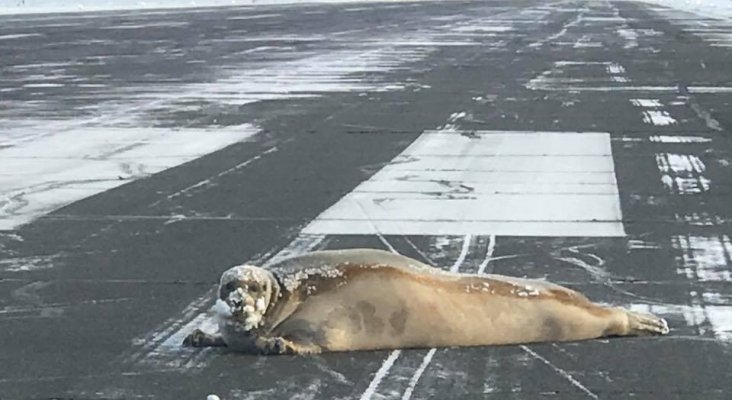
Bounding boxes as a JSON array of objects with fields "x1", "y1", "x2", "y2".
[
  {"x1": 450, "y1": 234, "x2": 471, "y2": 272},
  {"x1": 359, "y1": 350, "x2": 402, "y2": 400},
  {"x1": 606, "y1": 63, "x2": 626, "y2": 74},
  {"x1": 689, "y1": 86, "x2": 732, "y2": 93},
  {"x1": 374, "y1": 170, "x2": 619, "y2": 184},
  {"x1": 477, "y1": 235, "x2": 496, "y2": 275},
  {"x1": 0, "y1": 125, "x2": 258, "y2": 230},
  {"x1": 649, "y1": 135, "x2": 711, "y2": 143},
  {"x1": 306, "y1": 220, "x2": 624, "y2": 237},
  {"x1": 400, "y1": 348, "x2": 437, "y2": 400},
  {"x1": 304, "y1": 131, "x2": 624, "y2": 237},
  {"x1": 630, "y1": 99, "x2": 662, "y2": 108},
  {"x1": 642, "y1": 111, "x2": 677, "y2": 126},
  {"x1": 520, "y1": 345, "x2": 599, "y2": 399},
  {"x1": 354, "y1": 181, "x2": 620, "y2": 194}
]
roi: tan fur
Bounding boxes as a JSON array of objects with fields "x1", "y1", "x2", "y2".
[
  {"x1": 270, "y1": 265, "x2": 631, "y2": 351},
  {"x1": 185, "y1": 249, "x2": 669, "y2": 354}
]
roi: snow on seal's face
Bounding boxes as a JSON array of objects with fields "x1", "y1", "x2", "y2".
[{"x1": 217, "y1": 265, "x2": 276, "y2": 331}]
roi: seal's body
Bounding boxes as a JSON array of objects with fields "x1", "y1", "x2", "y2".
[{"x1": 184, "y1": 249, "x2": 669, "y2": 354}]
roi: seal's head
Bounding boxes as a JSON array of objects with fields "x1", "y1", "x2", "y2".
[{"x1": 217, "y1": 265, "x2": 279, "y2": 331}]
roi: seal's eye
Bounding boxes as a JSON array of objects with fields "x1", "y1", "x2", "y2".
[{"x1": 225, "y1": 281, "x2": 238, "y2": 293}]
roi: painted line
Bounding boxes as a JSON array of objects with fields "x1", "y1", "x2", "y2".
[
  {"x1": 359, "y1": 350, "x2": 403, "y2": 400},
  {"x1": 0, "y1": 125, "x2": 258, "y2": 230},
  {"x1": 304, "y1": 131, "x2": 625, "y2": 237},
  {"x1": 520, "y1": 345, "x2": 599, "y2": 399},
  {"x1": 606, "y1": 62, "x2": 626, "y2": 74},
  {"x1": 630, "y1": 99, "x2": 662, "y2": 108},
  {"x1": 535, "y1": 85, "x2": 678, "y2": 92},
  {"x1": 642, "y1": 110, "x2": 677, "y2": 126},
  {"x1": 150, "y1": 143, "x2": 284, "y2": 207},
  {"x1": 477, "y1": 234, "x2": 496, "y2": 275},
  {"x1": 689, "y1": 86, "x2": 732, "y2": 93},
  {"x1": 400, "y1": 348, "x2": 437, "y2": 400}
]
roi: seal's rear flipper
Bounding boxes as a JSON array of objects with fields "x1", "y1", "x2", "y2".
[
  {"x1": 183, "y1": 328, "x2": 227, "y2": 347},
  {"x1": 625, "y1": 311, "x2": 670, "y2": 336}
]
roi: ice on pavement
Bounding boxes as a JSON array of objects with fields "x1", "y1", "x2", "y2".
[{"x1": 0, "y1": 0, "x2": 424, "y2": 15}]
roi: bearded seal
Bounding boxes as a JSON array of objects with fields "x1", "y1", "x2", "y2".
[{"x1": 183, "y1": 249, "x2": 669, "y2": 354}]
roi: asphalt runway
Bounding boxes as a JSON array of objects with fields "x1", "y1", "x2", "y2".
[{"x1": 1, "y1": 0, "x2": 732, "y2": 398}]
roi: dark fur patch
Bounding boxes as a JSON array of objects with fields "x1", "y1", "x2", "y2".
[
  {"x1": 541, "y1": 316, "x2": 565, "y2": 341},
  {"x1": 389, "y1": 309, "x2": 408, "y2": 335},
  {"x1": 347, "y1": 307, "x2": 363, "y2": 333},
  {"x1": 356, "y1": 301, "x2": 384, "y2": 335}
]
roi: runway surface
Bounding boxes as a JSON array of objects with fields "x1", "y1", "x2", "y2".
[{"x1": 1, "y1": 0, "x2": 732, "y2": 398}]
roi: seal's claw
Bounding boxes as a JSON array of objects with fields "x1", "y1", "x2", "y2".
[
  {"x1": 183, "y1": 329, "x2": 227, "y2": 347},
  {"x1": 183, "y1": 329, "x2": 207, "y2": 347}
]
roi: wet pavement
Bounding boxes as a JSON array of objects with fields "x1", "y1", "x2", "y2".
[{"x1": 1, "y1": 0, "x2": 732, "y2": 399}]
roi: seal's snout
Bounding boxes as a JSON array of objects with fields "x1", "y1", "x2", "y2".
[{"x1": 217, "y1": 264, "x2": 276, "y2": 331}]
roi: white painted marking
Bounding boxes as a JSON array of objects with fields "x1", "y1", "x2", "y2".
[
  {"x1": 453, "y1": 25, "x2": 512, "y2": 33},
  {"x1": 0, "y1": 125, "x2": 258, "y2": 230},
  {"x1": 520, "y1": 345, "x2": 599, "y2": 399},
  {"x1": 100, "y1": 22, "x2": 188, "y2": 29},
  {"x1": 617, "y1": 28, "x2": 639, "y2": 48},
  {"x1": 673, "y1": 235, "x2": 732, "y2": 282},
  {"x1": 153, "y1": 144, "x2": 281, "y2": 206},
  {"x1": 642, "y1": 110, "x2": 677, "y2": 126},
  {"x1": 22, "y1": 83, "x2": 65, "y2": 88},
  {"x1": 227, "y1": 13, "x2": 281, "y2": 20},
  {"x1": 477, "y1": 234, "x2": 496, "y2": 275},
  {"x1": 649, "y1": 135, "x2": 711, "y2": 143},
  {"x1": 630, "y1": 302, "x2": 732, "y2": 342},
  {"x1": 705, "y1": 306, "x2": 732, "y2": 341},
  {"x1": 304, "y1": 131, "x2": 625, "y2": 237},
  {"x1": 606, "y1": 63, "x2": 626, "y2": 74},
  {"x1": 631, "y1": 99, "x2": 663, "y2": 108},
  {"x1": 529, "y1": 84, "x2": 678, "y2": 92},
  {"x1": 359, "y1": 350, "x2": 403, "y2": 400},
  {"x1": 388, "y1": 41, "x2": 478, "y2": 46},
  {"x1": 688, "y1": 86, "x2": 732, "y2": 93},
  {"x1": 655, "y1": 153, "x2": 706, "y2": 174},
  {"x1": 400, "y1": 348, "x2": 436, "y2": 400},
  {"x1": 0, "y1": 33, "x2": 42, "y2": 40}
]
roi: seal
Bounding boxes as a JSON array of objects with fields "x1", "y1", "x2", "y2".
[{"x1": 183, "y1": 249, "x2": 669, "y2": 354}]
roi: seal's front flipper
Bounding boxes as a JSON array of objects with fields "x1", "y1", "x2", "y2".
[
  {"x1": 183, "y1": 328, "x2": 227, "y2": 348},
  {"x1": 255, "y1": 336, "x2": 322, "y2": 355}
]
